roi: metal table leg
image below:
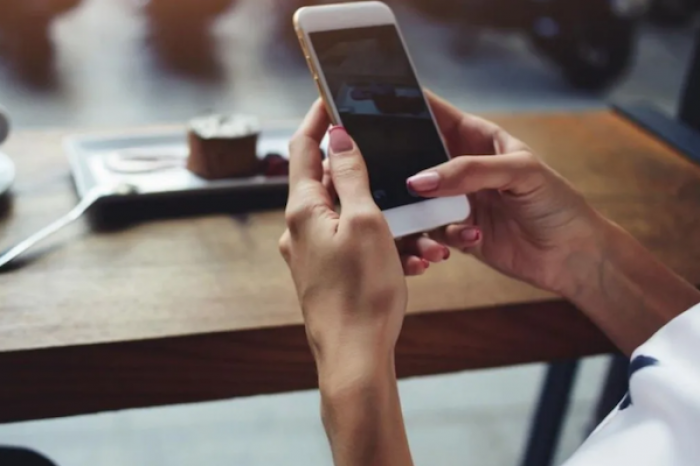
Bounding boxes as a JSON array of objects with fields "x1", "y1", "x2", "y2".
[
  {"x1": 591, "y1": 353, "x2": 629, "y2": 428},
  {"x1": 520, "y1": 360, "x2": 580, "y2": 466}
]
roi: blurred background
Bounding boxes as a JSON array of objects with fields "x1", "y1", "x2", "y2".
[
  {"x1": 0, "y1": 0, "x2": 698, "y2": 465},
  {"x1": 0, "y1": 0, "x2": 696, "y2": 128}
]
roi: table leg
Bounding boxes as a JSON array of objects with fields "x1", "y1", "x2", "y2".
[
  {"x1": 591, "y1": 353, "x2": 629, "y2": 428},
  {"x1": 520, "y1": 360, "x2": 580, "y2": 466}
]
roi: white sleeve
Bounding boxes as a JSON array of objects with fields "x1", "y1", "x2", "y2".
[{"x1": 563, "y1": 303, "x2": 700, "y2": 466}]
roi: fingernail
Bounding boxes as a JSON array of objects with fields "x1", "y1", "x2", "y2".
[
  {"x1": 443, "y1": 247, "x2": 451, "y2": 260},
  {"x1": 460, "y1": 227, "x2": 481, "y2": 243},
  {"x1": 407, "y1": 172, "x2": 440, "y2": 192},
  {"x1": 329, "y1": 126, "x2": 354, "y2": 154},
  {"x1": 421, "y1": 259, "x2": 430, "y2": 269}
]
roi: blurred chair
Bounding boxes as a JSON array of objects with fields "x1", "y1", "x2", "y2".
[
  {"x1": 139, "y1": 0, "x2": 236, "y2": 78},
  {"x1": 0, "y1": 0, "x2": 82, "y2": 86},
  {"x1": 405, "y1": 0, "x2": 649, "y2": 90},
  {"x1": 614, "y1": 27, "x2": 700, "y2": 165},
  {"x1": 649, "y1": 0, "x2": 700, "y2": 24}
]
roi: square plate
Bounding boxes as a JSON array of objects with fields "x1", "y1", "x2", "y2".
[{"x1": 65, "y1": 127, "x2": 324, "y2": 201}]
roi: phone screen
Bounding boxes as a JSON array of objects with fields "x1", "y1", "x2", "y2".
[{"x1": 309, "y1": 25, "x2": 450, "y2": 211}]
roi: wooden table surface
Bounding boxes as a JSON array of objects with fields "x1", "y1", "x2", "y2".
[{"x1": 1, "y1": 111, "x2": 699, "y2": 423}]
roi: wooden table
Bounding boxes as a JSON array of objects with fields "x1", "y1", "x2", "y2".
[{"x1": 2, "y1": 111, "x2": 700, "y2": 424}]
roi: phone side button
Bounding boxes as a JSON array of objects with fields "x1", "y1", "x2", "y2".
[
  {"x1": 313, "y1": 77, "x2": 335, "y2": 122},
  {"x1": 314, "y1": 76, "x2": 326, "y2": 98}
]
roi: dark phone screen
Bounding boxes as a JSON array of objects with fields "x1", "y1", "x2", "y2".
[{"x1": 309, "y1": 25, "x2": 449, "y2": 211}]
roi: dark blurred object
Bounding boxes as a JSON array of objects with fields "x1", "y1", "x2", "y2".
[
  {"x1": 144, "y1": 0, "x2": 234, "y2": 20},
  {"x1": 0, "y1": 0, "x2": 81, "y2": 86},
  {"x1": 90, "y1": 186, "x2": 288, "y2": 231},
  {"x1": 408, "y1": 0, "x2": 648, "y2": 90},
  {"x1": 141, "y1": 0, "x2": 236, "y2": 77},
  {"x1": 649, "y1": 0, "x2": 700, "y2": 25},
  {"x1": 614, "y1": 28, "x2": 700, "y2": 165},
  {"x1": 261, "y1": 152, "x2": 289, "y2": 177},
  {"x1": 680, "y1": 30, "x2": 700, "y2": 131},
  {"x1": 0, "y1": 447, "x2": 57, "y2": 466}
]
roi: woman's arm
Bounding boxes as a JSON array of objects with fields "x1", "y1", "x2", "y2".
[
  {"x1": 319, "y1": 356, "x2": 412, "y2": 466},
  {"x1": 565, "y1": 218, "x2": 700, "y2": 354},
  {"x1": 280, "y1": 104, "x2": 415, "y2": 466}
]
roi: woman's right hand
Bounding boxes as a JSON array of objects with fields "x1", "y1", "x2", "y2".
[{"x1": 408, "y1": 92, "x2": 609, "y2": 298}]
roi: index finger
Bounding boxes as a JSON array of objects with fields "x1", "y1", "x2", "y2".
[
  {"x1": 425, "y1": 90, "x2": 525, "y2": 155},
  {"x1": 288, "y1": 99, "x2": 331, "y2": 192}
]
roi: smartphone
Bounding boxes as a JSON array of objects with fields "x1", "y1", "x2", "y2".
[{"x1": 294, "y1": 1, "x2": 470, "y2": 238}]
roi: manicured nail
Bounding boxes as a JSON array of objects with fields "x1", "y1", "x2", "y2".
[
  {"x1": 329, "y1": 126, "x2": 354, "y2": 154},
  {"x1": 443, "y1": 247, "x2": 451, "y2": 260},
  {"x1": 460, "y1": 227, "x2": 481, "y2": 243},
  {"x1": 407, "y1": 172, "x2": 440, "y2": 192}
]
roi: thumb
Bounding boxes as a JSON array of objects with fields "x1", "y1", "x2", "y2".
[
  {"x1": 327, "y1": 126, "x2": 375, "y2": 212},
  {"x1": 406, "y1": 151, "x2": 544, "y2": 198}
]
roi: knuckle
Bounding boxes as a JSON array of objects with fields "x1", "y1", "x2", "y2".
[
  {"x1": 515, "y1": 150, "x2": 547, "y2": 188},
  {"x1": 284, "y1": 205, "x2": 306, "y2": 229},
  {"x1": 288, "y1": 134, "x2": 309, "y2": 156},
  {"x1": 450, "y1": 156, "x2": 480, "y2": 180},
  {"x1": 285, "y1": 201, "x2": 324, "y2": 230},
  {"x1": 518, "y1": 151, "x2": 543, "y2": 172},
  {"x1": 347, "y1": 209, "x2": 384, "y2": 232},
  {"x1": 494, "y1": 128, "x2": 531, "y2": 153},
  {"x1": 278, "y1": 233, "x2": 291, "y2": 259}
]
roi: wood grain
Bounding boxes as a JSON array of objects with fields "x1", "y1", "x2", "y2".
[
  {"x1": 1, "y1": 111, "x2": 699, "y2": 422},
  {"x1": 0, "y1": 300, "x2": 612, "y2": 423}
]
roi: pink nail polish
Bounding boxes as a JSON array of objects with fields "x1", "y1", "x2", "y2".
[
  {"x1": 406, "y1": 172, "x2": 440, "y2": 192},
  {"x1": 328, "y1": 126, "x2": 354, "y2": 154},
  {"x1": 443, "y1": 247, "x2": 451, "y2": 260},
  {"x1": 460, "y1": 227, "x2": 481, "y2": 243}
]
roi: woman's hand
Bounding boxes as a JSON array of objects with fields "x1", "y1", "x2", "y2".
[
  {"x1": 408, "y1": 92, "x2": 606, "y2": 297},
  {"x1": 409, "y1": 92, "x2": 700, "y2": 354},
  {"x1": 321, "y1": 159, "x2": 450, "y2": 276},
  {"x1": 280, "y1": 100, "x2": 411, "y2": 378}
]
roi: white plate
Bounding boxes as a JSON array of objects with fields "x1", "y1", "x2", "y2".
[
  {"x1": 0, "y1": 151, "x2": 14, "y2": 197},
  {"x1": 64, "y1": 127, "x2": 323, "y2": 201}
]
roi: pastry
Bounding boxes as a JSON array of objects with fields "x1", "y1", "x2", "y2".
[{"x1": 186, "y1": 114, "x2": 260, "y2": 179}]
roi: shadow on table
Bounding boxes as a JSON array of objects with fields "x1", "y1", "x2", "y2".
[
  {"x1": 88, "y1": 187, "x2": 288, "y2": 232},
  {"x1": 0, "y1": 188, "x2": 287, "y2": 273}
]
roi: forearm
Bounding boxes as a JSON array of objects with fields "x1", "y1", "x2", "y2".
[
  {"x1": 317, "y1": 353, "x2": 414, "y2": 466},
  {"x1": 566, "y1": 217, "x2": 700, "y2": 355}
]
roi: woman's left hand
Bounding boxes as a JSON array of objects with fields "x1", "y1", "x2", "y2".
[{"x1": 279, "y1": 100, "x2": 443, "y2": 381}]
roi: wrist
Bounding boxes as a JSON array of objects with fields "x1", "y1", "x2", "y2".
[
  {"x1": 317, "y1": 351, "x2": 413, "y2": 466},
  {"x1": 317, "y1": 347, "x2": 396, "y2": 401},
  {"x1": 557, "y1": 211, "x2": 615, "y2": 302},
  {"x1": 318, "y1": 356, "x2": 397, "y2": 440}
]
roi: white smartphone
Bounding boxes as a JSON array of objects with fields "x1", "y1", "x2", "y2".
[{"x1": 294, "y1": 1, "x2": 470, "y2": 238}]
